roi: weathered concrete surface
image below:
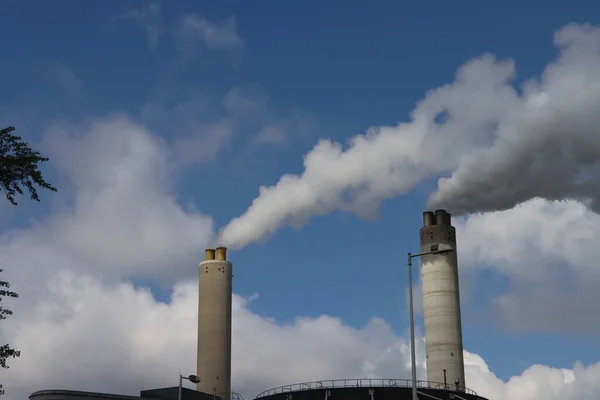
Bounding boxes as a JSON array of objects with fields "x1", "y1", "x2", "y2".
[
  {"x1": 197, "y1": 248, "x2": 232, "y2": 399},
  {"x1": 419, "y1": 210, "x2": 466, "y2": 390}
]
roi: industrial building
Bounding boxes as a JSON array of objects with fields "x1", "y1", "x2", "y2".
[
  {"x1": 29, "y1": 387, "x2": 224, "y2": 400},
  {"x1": 29, "y1": 210, "x2": 489, "y2": 400}
]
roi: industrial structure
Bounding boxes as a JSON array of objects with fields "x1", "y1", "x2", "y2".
[
  {"x1": 29, "y1": 210, "x2": 488, "y2": 400},
  {"x1": 197, "y1": 247, "x2": 233, "y2": 399},
  {"x1": 250, "y1": 210, "x2": 483, "y2": 400},
  {"x1": 419, "y1": 210, "x2": 466, "y2": 390}
]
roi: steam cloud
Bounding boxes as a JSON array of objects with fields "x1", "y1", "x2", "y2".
[{"x1": 220, "y1": 23, "x2": 600, "y2": 249}]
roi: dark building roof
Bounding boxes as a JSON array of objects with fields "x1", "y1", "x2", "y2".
[
  {"x1": 29, "y1": 387, "x2": 221, "y2": 400},
  {"x1": 141, "y1": 387, "x2": 222, "y2": 400},
  {"x1": 29, "y1": 389, "x2": 143, "y2": 400}
]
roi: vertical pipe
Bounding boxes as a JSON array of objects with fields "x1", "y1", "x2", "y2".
[
  {"x1": 423, "y1": 211, "x2": 435, "y2": 227},
  {"x1": 445, "y1": 213, "x2": 452, "y2": 226},
  {"x1": 178, "y1": 375, "x2": 183, "y2": 400},
  {"x1": 435, "y1": 209, "x2": 447, "y2": 225},
  {"x1": 205, "y1": 249, "x2": 216, "y2": 260},
  {"x1": 216, "y1": 247, "x2": 227, "y2": 260},
  {"x1": 443, "y1": 369, "x2": 447, "y2": 388},
  {"x1": 408, "y1": 253, "x2": 418, "y2": 400}
]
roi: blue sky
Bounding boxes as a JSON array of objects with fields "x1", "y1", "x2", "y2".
[{"x1": 3, "y1": 1, "x2": 600, "y2": 399}]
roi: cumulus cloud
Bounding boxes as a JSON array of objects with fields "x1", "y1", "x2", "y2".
[
  {"x1": 1, "y1": 272, "x2": 418, "y2": 399},
  {"x1": 0, "y1": 113, "x2": 218, "y2": 395},
  {"x1": 0, "y1": 115, "x2": 215, "y2": 288},
  {"x1": 455, "y1": 198, "x2": 600, "y2": 332},
  {"x1": 0, "y1": 112, "x2": 418, "y2": 400},
  {"x1": 0, "y1": 114, "x2": 598, "y2": 400},
  {"x1": 176, "y1": 14, "x2": 244, "y2": 57},
  {"x1": 2, "y1": 271, "x2": 600, "y2": 400},
  {"x1": 3, "y1": 18, "x2": 600, "y2": 400},
  {"x1": 219, "y1": 23, "x2": 600, "y2": 249}
]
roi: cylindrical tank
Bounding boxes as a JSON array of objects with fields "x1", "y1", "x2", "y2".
[
  {"x1": 419, "y1": 210, "x2": 466, "y2": 390},
  {"x1": 197, "y1": 247, "x2": 232, "y2": 399}
]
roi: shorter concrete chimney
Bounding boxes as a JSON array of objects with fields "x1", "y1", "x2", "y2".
[
  {"x1": 197, "y1": 246, "x2": 232, "y2": 398},
  {"x1": 205, "y1": 248, "x2": 216, "y2": 260},
  {"x1": 216, "y1": 247, "x2": 227, "y2": 260}
]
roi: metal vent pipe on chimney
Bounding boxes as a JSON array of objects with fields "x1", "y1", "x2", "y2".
[
  {"x1": 197, "y1": 247, "x2": 232, "y2": 399},
  {"x1": 423, "y1": 211, "x2": 435, "y2": 227},
  {"x1": 205, "y1": 249, "x2": 216, "y2": 260},
  {"x1": 216, "y1": 247, "x2": 227, "y2": 260},
  {"x1": 434, "y1": 209, "x2": 447, "y2": 225}
]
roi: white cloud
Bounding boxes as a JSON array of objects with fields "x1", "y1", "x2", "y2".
[
  {"x1": 0, "y1": 115, "x2": 215, "y2": 287},
  {"x1": 456, "y1": 198, "x2": 600, "y2": 332},
  {"x1": 4, "y1": 19, "x2": 600, "y2": 400},
  {"x1": 2, "y1": 271, "x2": 600, "y2": 400},
  {"x1": 122, "y1": 2, "x2": 162, "y2": 50},
  {"x1": 176, "y1": 14, "x2": 244, "y2": 57},
  {"x1": 0, "y1": 114, "x2": 598, "y2": 400},
  {"x1": 45, "y1": 62, "x2": 83, "y2": 95}
]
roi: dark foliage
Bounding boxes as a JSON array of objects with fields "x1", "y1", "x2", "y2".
[
  {"x1": 0, "y1": 269, "x2": 20, "y2": 369},
  {"x1": 0, "y1": 126, "x2": 57, "y2": 371},
  {"x1": 0, "y1": 126, "x2": 57, "y2": 205}
]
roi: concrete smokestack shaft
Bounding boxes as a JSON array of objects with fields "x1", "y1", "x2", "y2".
[
  {"x1": 197, "y1": 248, "x2": 232, "y2": 399},
  {"x1": 419, "y1": 210, "x2": 466, "y2": 389}
]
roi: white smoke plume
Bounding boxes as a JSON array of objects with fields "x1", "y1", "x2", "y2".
[{"x1": 220, "y1": 23, "x2": 600, "y2": 249}]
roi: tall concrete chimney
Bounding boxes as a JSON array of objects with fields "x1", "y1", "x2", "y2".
[
  {"x1": 419, "y1": 210, "x2": 466, "y2": 390},
  {"x1": 197, "y1": 247, "x2": 232, "y2": 399}
]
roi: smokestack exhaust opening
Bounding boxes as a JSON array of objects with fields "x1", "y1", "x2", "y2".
[
  {"x1": 205, "y1": 249, "x2": 216, "y2": 260},
  {"x1": 435, "y1": 209, "x2": 447, "y2": 225},
  {"x1": 423, "y1": 211, "x2": 435, "y2": 227},
  {"x1": 216, "y1": 247, "x2": 227, "y2": 260}
]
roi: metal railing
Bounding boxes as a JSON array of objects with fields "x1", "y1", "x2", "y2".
[
  {"x1": 232, "y1": 391, "x2": 247, "y2": 400},
  {"x1": 255, "y1": 379, "x2": 478, "y2": 398}
]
